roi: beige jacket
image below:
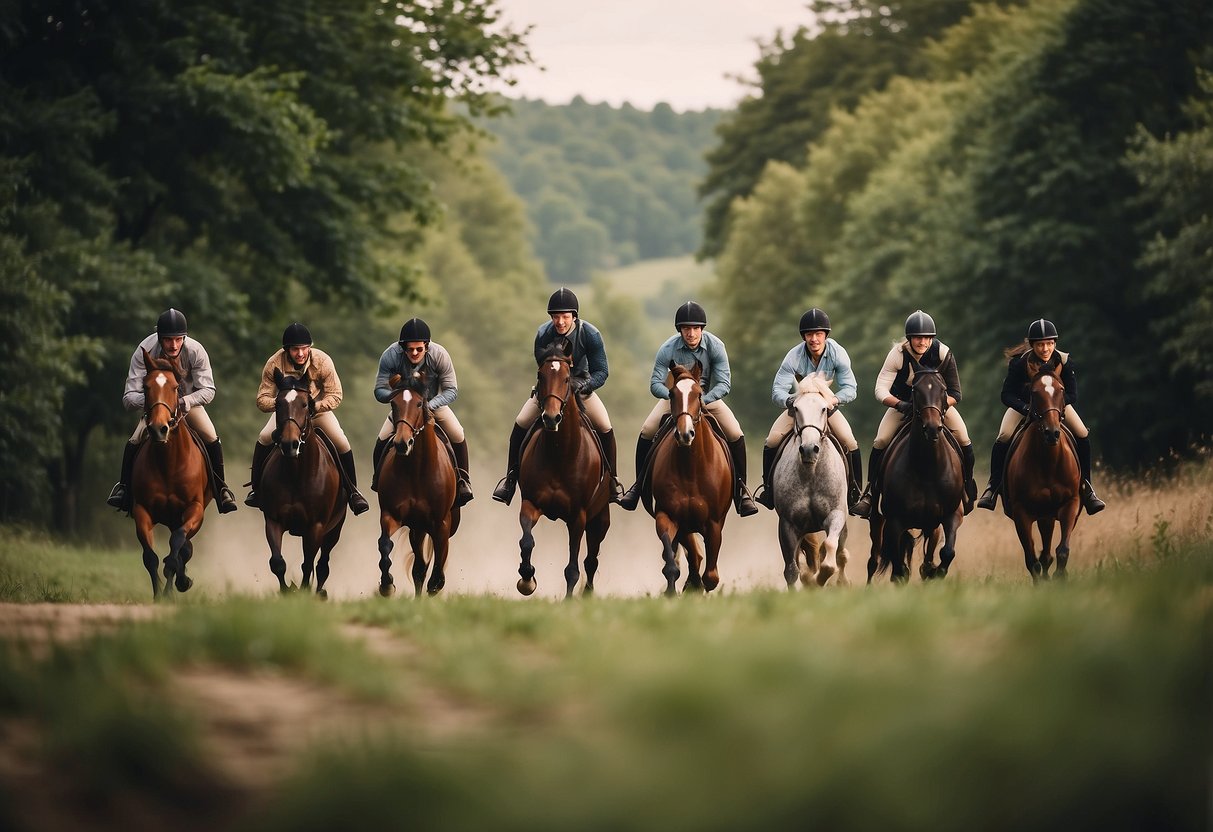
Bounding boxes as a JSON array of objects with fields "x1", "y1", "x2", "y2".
[{"x1": 256, "y1": 348, "x2": 343, "y2": 414}]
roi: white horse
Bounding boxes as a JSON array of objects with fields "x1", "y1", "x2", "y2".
[{"x1": 772, "y1": 373, "x2": 850, "y2": 588}]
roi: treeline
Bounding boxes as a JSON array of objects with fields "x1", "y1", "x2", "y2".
[
  {"x1": 706, "y1": 0, "x2": 1213, "y2": 469},
  {"x1": 482, "y1": 97, "x2": 723, "y2": 284}
]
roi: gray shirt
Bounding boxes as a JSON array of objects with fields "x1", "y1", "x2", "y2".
[
  {"x1": 122, "y1": 333, "x2": 216, "y2": 412},
  {"x1": 375, "y1": 341, "x2": 458, "y2": 410}
]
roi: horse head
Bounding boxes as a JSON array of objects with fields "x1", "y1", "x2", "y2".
[
  {"x1": 273, "y1": 368, "x2": 314, "y2": 458},
  {"x1": 1028, "y1": 357, "x2": 1065, "y2": 445},
  {"x1": 141, "y1": 347, "x2": 185, "y2": 443},
  {"x1": 667, "y1": 361, "x2": 704, "y2": 447},
  {"x1": 536, "y1": 339, "x2": 574, "y2": 432},
  {"x1": 909, "y1": 359, "x2": 947, "y2": 442},
  {"x1": 388, "y1": 370, "x2": 430, "y2": 457},
  {"x1": 791, "y1": 372, "x2": 832, "y2": 465}
]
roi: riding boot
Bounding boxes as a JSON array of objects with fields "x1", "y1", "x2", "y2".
[
  {"x1": 338, "y1": 450, "x2": 370, "y2": 515},
  {"x1": 244, "y1": 442, "x2": 273, "y2": 508},
  {"x1": 755, "y1": 445, "x2": 778, "y2": 510},
  {"x1": 452, "y1": 440, "x2": 474, "y2": 507},
  {"x1": 618, "y1": 435, "x2": 653, "y2": 511},
  {"x1": 618, "y1": 435, "x2": 654, "y2": 511},
  {"x1": 597, "y1": 429, "x2": 624, "y2": 503},
  {"x1": 977, "y1": 440, "x2": 1009, "y2": 511},
  {"x1": 961, "y1": 443, "x2": 977, "y2": 515},
  {"x1": 846, "y1": 448, "x2": 863, "y2": 509},
  {"x1": 728, "y1": 437, "x2": 759, "y2": 517},
  {"x1": 850, "y1": 447, "x2": 885, "y2": 518},
  {"x1": 370, "y1": 436, "x2": 389, "y2": 492},
  {"x1": 106, "y1": 441, "x2": 140, "y2": 511},
  {"x1": 1075, "y1": 436, "x2": 1106, "y2": 515},
  {"x1": 492, "y1": 424, "x2": 527, "y2": 505},
  {"x1": 205, "y1": 439, "x2": 239, "y2": 514}
]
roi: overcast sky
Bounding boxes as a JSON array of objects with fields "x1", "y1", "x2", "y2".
[{"x1": 491, "y1": 0, "x2": 818, "y2": 111}]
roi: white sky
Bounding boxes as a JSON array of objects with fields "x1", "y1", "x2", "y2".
[{"x1": 491, "y1": 0, "x2": 819, "y2": 111}]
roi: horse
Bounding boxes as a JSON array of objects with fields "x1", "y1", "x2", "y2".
[
  {"x1": 376, "y1": 369, "x2": 460, "y2": 597},
  {"x1": 257, "y1": 369, "x2": 347, "y2": 598},
  {"x1": 772, "y1": 373, "x2": 849, "y2": 588},
  {"x1": 1003, "y1": 357, "x2": 1082, "y2": 580},
  {"x1": 645, "y1": 362, "x2": 733, "y2": 595},
  {"x1": 129, "y1": 347, "x2": 211, "y2": 598},
  {"x1": 514, "y1": 340, "x2": 612, "y2": 598},
  {"x1": 867, "y1": 363, "x2": 965, "y2": 583}
]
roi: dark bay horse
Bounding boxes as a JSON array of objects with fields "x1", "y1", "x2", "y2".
[
  {"x1": 258, "y1": 369, "x2": 347, "y2": 598},
  {"x1": 1003, "y1": 357, "x2": 1081, "y2": 580},
  {"x1": 646, "y1": 362, "x2": 732, "y2": 595},
  {"x1": 377, "y1": 370, "x2": 460, "y2": 597},
  {"x1": 868, "y1": 363, "x2": 964, "y2": 583},
  {"x1": 130, "y1": 348, "x2": 211, "y2": 598},
  {"x1": 514, "y1": 340, "x2": 611, "y2": 598}
]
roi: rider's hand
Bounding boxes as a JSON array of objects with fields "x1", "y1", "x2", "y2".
[
  {"x1": 179, "y1": 398, "x2": 192, "y2": 414},
  {"x1": 785, "y1": 394, "x2": 799, "y2": 412},
  {"x1": 894, "y1": 400, "x2": 913, "y2": 416},
  {"x1": 571, "y1": 378, "x2": 589, "y2": 396}
]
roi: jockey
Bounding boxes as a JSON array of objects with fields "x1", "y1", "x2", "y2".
[
  {"x1": 373, "y1": 317, "x2": 474, "y2": 507},
  {"x1": 106, "y1": 308, "x2": 238, "y2": 514},
  {"x1": 754, "y1": 308, "x2": 863, "y2": 510},
  {"x1": 977, "y1": 318, "x2": 1106, "y2": 514},
  {"x1": 244, "y1": 322, "x2": 369, "y2": 515},
  {"x1": 618, "y1": 301, "x2": 759, "y2": 517},
  {"x1": 491, "y1": 287, "x2": 623, "y2": 505},
  {"x1": 851, "y1": 310, "x2": 978, "y2": 518}
]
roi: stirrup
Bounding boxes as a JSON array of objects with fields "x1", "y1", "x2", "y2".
[
  {"x1": 754, "y1": 484, "x2": 775, "y2": 510},
  {"x1": 1081, "y1": 481, "x2": 1105, "y2": 515},
  {"x1": 106, "y1": 483, "x2": 126, "y2": 510},
  {"x1": 349, "y1": 489, "x2": 370, "y2": 515},
  {"x1": 455, "y1": 479, "x2": 474, "y2": 508},
  {"x1": 491, "y1": 474, "x2": 516, "y2": 505},
  {"x1": 217, "y1": 486, "x2": 238, "y2": 514},
  {"x1": 850, "y1": 488, "x2": 873, "y2": 518},
  {"x1": 976, "y1": 485, "x2": 997, "y2": 511},
  {"x1": 244, "y1": 490, "x2": 260, "y2": 508},
  {"x1": 618, "y1": 484, "x2": 642, "y2": 511}
]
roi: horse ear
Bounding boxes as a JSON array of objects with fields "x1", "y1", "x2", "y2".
[
  {"x1": 691, "y1": 362, "x2": 703, "y2": 381},
  {"x1": 665, "y1": 370, "x2": 675, "y2": 389},
  {"x1": 273, "y1": 367, "x2": 285, "y2": 386},
  {"x1": 908, "y1": 356, "x2": 924, "y2": 374},
  {"x1": 794, "y1": 371, "x2": 804, "y2": 383},
  {"x1": 389, "y1": 373, "x2": 402, "y2": 389},
  {"x1": 668, "y1": 358, "x2": 678, "y2": 372},
  {"x1": 561, "y1": 337, "x2": 573, "y2": 358}
]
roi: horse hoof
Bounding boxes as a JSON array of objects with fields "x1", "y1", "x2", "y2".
[
  {"x1": 517, "y1": 578, "x2": 537, "y2": 596},
  {"x1": 817, "y1": 564, "x2": 836, "y2": 586},
  {"x1": 175, "y1": 575, "x2": 193, "y2": 593},
  {"x1": 378, "y1": 582, "x2": 395, "y2": 598},
  {"x1": 316, "y1": 588, "x2": 328, "y2": 600}
]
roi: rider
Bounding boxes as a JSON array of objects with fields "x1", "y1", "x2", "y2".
[
  {"x1": 372, "y1": 317, "x2": 474, "y2": 507},
  {"x1": 850, "y1": 310, "x2": 978, "y2": 519},
  {"x1": 491, "y1": 287, "x2": 623, "y2": 505},
  {"x1": 106, "y1": 308, "x2": 239, "y2": 514},
  {"x1": 753, "y1": 308, "x2": 863, "y2": 510},
  {"x1": 244, "y1": 322, "x2": 370, "y2": 515},
  {"x1": 976, "y1": 318, "x2": 1106, "y2": 514},
  {"x1": 618, "y1": 301, "x2": 760, "y2": 517}
]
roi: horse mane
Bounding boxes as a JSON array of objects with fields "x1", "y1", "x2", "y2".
[
  {"x1": 795, "y1": 372, "x2": 833, "y2": 398},
  {"x1": 145, "y1": 351, "x2": 183, "y2": 379},
  {"x1": 538, "y1": 338, "x2": 572, "y2": 364}
]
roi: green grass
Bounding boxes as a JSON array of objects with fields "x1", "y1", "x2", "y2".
[{"x1": 0, "y1": 526, "x2": 151, "y2": 603}]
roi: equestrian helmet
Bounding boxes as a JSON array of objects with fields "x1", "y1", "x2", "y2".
[
  {"x1": 799, "y1": 308, "x2": 831, "y2": 333},
  {"x1": 1027, "y1": 318, "x2": 1059, "y2": 341},
  {"x1": 904, "y1": 309, "x2": 936, "y2": 337},
  {"x1": 156, "y1": 308, "x2": 188, "y2": 337},
  {"x1": 398, "y1": 317, "x2": 431, "y2": 344},
  {"x1": 282, "y1": 322, "x2": 312, "y2": 348},
  {"x1": 674, "y1": 301, "x2": 708, "y2": 328},
  {"x1": 547, "y1": 287, "x2": 579, "y2": 315}
]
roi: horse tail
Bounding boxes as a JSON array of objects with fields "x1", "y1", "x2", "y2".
[{"x1": 874, "y1": 554, "x2": 891, "y2": 577}]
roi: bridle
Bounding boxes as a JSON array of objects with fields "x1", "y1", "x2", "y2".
[
  {"x1": 537, "y1": 359, "x2": 574, "y2": 419},
  {"x1": 910, "y1": 369, "x2": 947, "y2": 423},
  {"x1": 143, "y1": 370, "x2": 183, "y2": 432},
  {"x1": 391, "y1": 391, "x2": 428, "y2": 441}
]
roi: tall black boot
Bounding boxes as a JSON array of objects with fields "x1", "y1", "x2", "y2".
[
  {"x1": 846, "y1": 448, "x2": 864, "y2": 509},
  {"x1": 106, "y1": 441, "x2": 140, "y2": 511},
  {"x1": 1075, "y1": 436, "x2": 1105, "y2": 514},
  {"x1": 598, "y1": 429, "x2": 623, "y2": 502},
  {"x1": 850, "y1": 447, "x2": 885, "y2": 518},
  {"x1": 205, "y1": 439, "x2": 238, "y2": 514},
  {"x1": 452, "y1": 440, "x2": 474, "y2": 507},
  {"x1": 244, "y1": 442, "x2": 273, "y2": 508},
  {"x1": 618, "y1": 435, "x2": 654, "y2": 511},
  {"x1": 370, "y1": 436, "x2": 390, "y2": 492},
  {"x1": 492, "y1": 424, "x2": 527, "y2": 505},
  {"x1": 728, "y1": 437, "x2": 759, "y2": 517},
  {"x1": 338, "y1": 450, "x2": 370, "y2": 515},
  {"x1": 977, "y1": 440, "x2": 1008, "y2": 511},
  {"x1": 755, "y1": 445, "x2": 779, "y2": 510},
  {"x1": 961, "y1": 443, "x2": 977, "y2": 515}
]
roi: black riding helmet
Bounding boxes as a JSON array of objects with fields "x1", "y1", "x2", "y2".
[
  {"x1": 674, "y1": 301, "x2": 707, "y2": 329},
  {"x1": 398, "y1": 317, "x2": 431, "y2": 345},
  {"x1": 156, "y1": 308, "x2": 188, "y2": 337},
  {"x1": 904, "y1": 309, "x2": 936, "y2": 337},
  {"x1": 798, "y1": 308, "x2": 831, "y2": 334},
  {"x1": 282, "y1": 322, "x2": 312, "y2": 348},
  {"x1": 547, "y1": 287, "x2": 579, "y2": 316},
  {"x1": 1027, "y1": 318, "x2": 1059, "y2": 341}
]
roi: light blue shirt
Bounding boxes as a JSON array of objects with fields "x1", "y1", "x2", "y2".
[
  {"x1": 771, "y1": 338, "x2": 857, "y2": 408},
  {"x1": 650, "y1": 332, "x2": 731, "y2": 404}
]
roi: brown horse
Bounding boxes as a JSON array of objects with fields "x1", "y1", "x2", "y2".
[
  {"x1": 376, "y1": 370, "x2": 460, "y2": 597},
  {"x1": 646, "y1": 362, "x2": 732, "y2": 595},
  {"x1": 867, "y1": 364, "x2": 965, "y2": 583},
  {"x1": 130, "y1": 347, "x2": 211, "y2": 598},
  {"x1": 1003, "y1": 357, "x2": 1081, "y2": 580},
  {"x1": 257, "y1": 369, "x2": 347, "y2": 598},
  {"x1": 514, "y1": 340, "x2": 612, "y2": 598}
]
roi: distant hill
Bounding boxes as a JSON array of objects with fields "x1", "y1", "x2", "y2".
[{"x1": 481, "y1": 97, "x2": 724, "y2": 285}]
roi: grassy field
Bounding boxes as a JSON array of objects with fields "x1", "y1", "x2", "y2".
[{"x1": 0, "y1": 461, "x2": 1210, "y2": 831}]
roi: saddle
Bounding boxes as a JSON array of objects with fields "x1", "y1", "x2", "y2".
[
  {"x1": 872, "y1": 415, "x2": 964, "y2": 517},
  {"x1": 997, "y1": 420, "x2": 1078, "y2": 518},
  {"x1": 519, "y1": 409, "x2": 611, "y2": 491},
  {"x1": 373, "y1": 423, "x2": 460, "y2": 484},
  {"x1": 634, "y1": 412, "x2": 734, "y2": 514}
]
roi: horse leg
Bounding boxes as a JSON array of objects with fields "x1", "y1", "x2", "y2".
[
  {"x1": 882, "y1": 519, "x2": 908, "y2": 583},
  {"x1": 919, "y1": 525, "x2": 939, "y2": 581},
  {"x1": 777, "y1": 518, "x2": 802, "y2": 589},
  {"x1": 655, "y1": 511, "x2": 681, "y2": 596},
  {"x1": 818, "y1": 510, "x2": 846, "y2": 587},
  {"x1": 134, "y1": 508, "x2": 162, "y2": 599},
  {"x1": 702, "y1": 523, "x2": 723, "y2": 593},
  {"x1": 836, "y1": 524, "x2": 850, "y2": 587},
  {"x1": 1037, "y1": 518, "x2": 1056, "y2": 580},
  {"x1": 582, "y1": 507, "x2": 610, "y2": 596},
  {"x1": 516, "y1": 500, "x2": 542, "y2": 596},
  {"x1": 1014, "y1": 513, "x2": 1041, "y2": 580},
  {"x1": 378, "y1": 512, "x2": 401, "y2": 597},
  {"x1": 408, "y1": 527, "x2": 429, "y2": 597},
  {"x1": 315, "y1": 516, "x2": 343, "y2": 600},
  {"x1": 427, "y1": 517, "x2": 451, "y2": 597},
  {"x1": 264, "y1": 518, "x2": 291, "y2": 592},
  {"x1": 563, "y1": 514, "x2": 588, "y2": 599},
  {"x1": 1055, "y1": 502, "x2": 1080, "y2": 579},
  {"x1": 682, "y1": 533, "x2": 705, "y2": 594},
  {"x1": 937, "y1": 509, "x2": 961, "y2": 579},
  {"x1": 300, "y1": 522, "x2": 327, "y2": 591},
  {"x1": 866, "y1": 512, "x2": 883, "y2": 585},
  {"x1": 171, "y1": 503, "x2": 205, "y2": 594}
]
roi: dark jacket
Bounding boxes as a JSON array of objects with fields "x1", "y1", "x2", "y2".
[
  {"x1": 881, "y1": 340, "x2": 962, "y2": 403},
  {"x1": 534, "y1": 320, "x2": 609, "y2": 391},
  {"x1": 1000, "y1": 350, "x2": 1076, "y2": 414}
]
